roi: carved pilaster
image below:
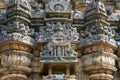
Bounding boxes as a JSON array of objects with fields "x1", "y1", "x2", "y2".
[
  {"x1": 48, "y1": 65, "x2": 52, "y2": 76},
  {"x1": 76, "y1": 59, "x2": 89, "y2": 80}
]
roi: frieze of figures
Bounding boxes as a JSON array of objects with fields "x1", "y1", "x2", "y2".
[
  {"x1": 79, "y1": 24, "x2": 116, "y2": 47},
  {"x1": 0, "y1": 22, "x2": 35, "y2": 45},
  {"x1": 36, "y1": 22, "x2": 79, "y2": 43},
  {"x1": 40, "y1": 22, "x2": 78, "y2": 62}
]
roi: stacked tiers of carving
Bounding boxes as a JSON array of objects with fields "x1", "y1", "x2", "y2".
[
  {"x1": 79, "y1": 0, "x2": 118, "y2": 80},
  {"x1": 0, "y1": 43, "x2": 33, "y2": 80},
  {"x1": 81, "y1": 45, "x2": 117, "y2": 80},
  {"x1": 6, "y1": 0, "x2": 31, "y2": 25}
]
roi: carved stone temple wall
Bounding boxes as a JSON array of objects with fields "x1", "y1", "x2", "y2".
[{"x1": 0, "y1": 0, "x2": 120, "y2": 80}]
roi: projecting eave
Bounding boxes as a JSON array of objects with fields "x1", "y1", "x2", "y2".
[
  {"x1": 84, "y1": 19, "x2": 110, "y2": 27},
  {"x1": 78, "y1": 41, "x2": 117, "y2": 51},
  {"x1": 40, "y1": 60, "x2": 79, "y2": 63},
  {"x1": 0, "y1": 40, "x2": 35, "y2": 48},
  {"x1": 44, "y1": 18, "x2": 73, "y2": 23},
  {"x1": 0, "y1": 50, "x2": 33, "y2": 59},
  {"x1": 0, "y1": 66, "x2": 32, "y2": 74}
]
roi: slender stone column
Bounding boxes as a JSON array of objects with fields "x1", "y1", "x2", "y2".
[
  {"x1": 54, "y1": 46, "x2": 56, "y2": 56},
  {"x1": 62, "y1": 46, "x2": 64, "y2": 57},
  {"x1": 49, "y1": 66, "x2": 52, "y2": 76},
  {"x1": 64, "y1": 46, "x2": 66, "y2": 56},
  {"x1": 66, "y1": 65, "x2": 70, "y2": 76},
  {"x1": 65, "y1": 46, "x2": 67, "y2": 56},
  {"x1": 58, "y1": 46, "x2": 61, "y2": 56}
]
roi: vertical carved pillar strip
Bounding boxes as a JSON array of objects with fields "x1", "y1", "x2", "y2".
[
  {"x1": 79, "y1": 0, "x2": 118, "y2": 80},
  {"x1": 76, "y1": 59, "x2": 89, "y2": 80},
  {"x1": 48, "y1": 66, "x2": 52, "y2": 76},
  {"x1": 66, "y1": 65, "x2": 70, "y2": 76}
]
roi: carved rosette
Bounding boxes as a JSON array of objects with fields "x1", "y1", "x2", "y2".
[
  {"x1": 46, "y1": 0, "x2": 71, "y2": 12},
  {"x1": 0, "y1": 42, "x2": 33, "y2": 80},
  {"x1": 81, "y1": 45, "x2": 117, "y2": 80}
]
